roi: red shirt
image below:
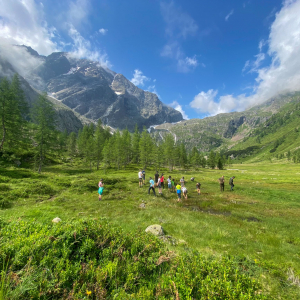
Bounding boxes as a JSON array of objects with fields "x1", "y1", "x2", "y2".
[{"x1": 161, "y1": 176, "x2": 164, "y2": 182}]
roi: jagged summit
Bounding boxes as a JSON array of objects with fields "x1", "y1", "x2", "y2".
[{"x1": 17, "y1": 47, "x2": 183, "y2": 131}]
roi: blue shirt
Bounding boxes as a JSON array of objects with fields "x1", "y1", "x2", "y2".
[{"x1": 150, "y1": 179, "x2": 155, "y2": 187}]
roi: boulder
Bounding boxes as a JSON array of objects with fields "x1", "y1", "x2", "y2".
[
  {"x1": 145, "y1": 224, "x2": 164, "y2": 236},
  {"x1": 52, "y1": 217, "x2": 61, "y2": 223},
  {"x1": 139, "y1": 203, "x2": 146, "y2": 209}
]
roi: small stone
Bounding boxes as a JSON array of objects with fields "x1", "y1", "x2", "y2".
[
  {"x1": 52, "y1": 217, "x2": 61, "y2": 223},
  {"x1": 145, "y1": 224, "x2": 164, "y2": 236},
  {"x1": 139, "y1": 203, "x2": 146, "y2": 209}
]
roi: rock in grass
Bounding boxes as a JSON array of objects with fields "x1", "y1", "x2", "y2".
[
  {"x1": 145, "y1": 225, "x2": 164, "y2": 236},
  {"x1": 139, "y1": 203, "x2": 146, "y2": 209},
  {"x1": 52, "y1": 217, "x2": 61, "y2": 223}
]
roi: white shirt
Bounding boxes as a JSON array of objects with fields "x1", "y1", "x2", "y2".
[
  {"x1": 167, "y1": 178, "x2": 171, "y2": 184},
  {"x1": 138, "y1": 171, "x2": 143, "y2": 178}
]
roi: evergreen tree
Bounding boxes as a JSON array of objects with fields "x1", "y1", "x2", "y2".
[
  {"x1": 139, "y1": 128, "x2": 153, "y2": 169},
  {"x1": 32, "y1": 93, "x2": 56, "y2": 173},
  {"x1": 0, "y1": 75, "x2": 28, "y2": 152},
  {"x1": 132, "y1": 124, "x2": 140, "y2": 163},
  {"x1": 122, "y1": 128, "x2": 132, "y2": 167},
  {"x1": 67, "y1": 132, "x2": 77, "y2": 156},
  {"x1": 287, "y1": 150, "x2": 291, "y2": 161},
  {"x1": 94, "y1": 120, "x2": 105, "y2": 170},
  {"x1": 208, "y1": 150, "x2": 216, "y2": 169},
  {"x1": 164, "y1": 133, "x2": 175, "y2": 171}
]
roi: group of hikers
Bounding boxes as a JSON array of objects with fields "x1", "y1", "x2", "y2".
[{"x1": 97, "y1": 170, "x2": 235, "y2": 201}]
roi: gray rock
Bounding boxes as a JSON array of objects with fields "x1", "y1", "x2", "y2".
[
  {"x1": 139, "y1": 203, "x2": 146, "y2": 209},
  {"x1": 145, "y1": 224, "x2": 164, "y2": 236},
  {"x1": 52, "y1": 217, "x2": 61, "y2": 223}
]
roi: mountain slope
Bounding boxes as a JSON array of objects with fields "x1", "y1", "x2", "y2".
[
  {"x1": 226, "y1": 94, "x2": 300, "y2": 162},
  {"x1": 0, "y1": 55, "x2": 83, "y2": 133},
  {"x1": 21, "y1": 47, "x2": 182, "y2": 131},
  {"x1": 154, "y1": 92, "x2": 300, "y2": 152}
]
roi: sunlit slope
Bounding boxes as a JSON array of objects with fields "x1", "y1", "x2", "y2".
[{"x1": 227, "y1": 95, "x2": 300, "y2": 162}]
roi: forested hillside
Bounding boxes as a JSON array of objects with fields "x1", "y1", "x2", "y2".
[{"x1": 226, "y1": 94, "x2": 300, "y2": 162}]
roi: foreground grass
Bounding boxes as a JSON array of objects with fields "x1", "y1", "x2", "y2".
[{"x1": 1, "y1": 161, "x2": 300, "y2": 298}]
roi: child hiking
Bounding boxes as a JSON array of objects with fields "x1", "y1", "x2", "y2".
[
  {"x1": 98, "y1": 179, "x2": 104, "y2": 201},
  {"x1": 176, "y1": 183, "x2": 182, "y2": 202},
  {"x1": 196, "y1": 182, "x2": 201, "y2": 195},
  {"x1": 167, "y1": 176, "x2": 172, "y2": 191},
  {"x1": 148, "y1": 177, "x2": 156, "y2": 196},
  {"x1": 157, "y1": 176, "x2": 162, "y2": 195}
]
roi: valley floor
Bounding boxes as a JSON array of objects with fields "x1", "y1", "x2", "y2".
[{"x1": 1, "y1": 161, "x2": 300, "y2": 298}]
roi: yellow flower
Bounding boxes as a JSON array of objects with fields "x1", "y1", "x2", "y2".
[{"x1": 86, "y1": 290, "x2": 92, "y2": 296}]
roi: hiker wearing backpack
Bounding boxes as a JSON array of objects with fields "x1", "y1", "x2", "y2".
[{"x1": 229, "y1": 176, "x2": 235, "y2": 191}]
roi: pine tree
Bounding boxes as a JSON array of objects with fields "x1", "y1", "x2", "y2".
[
  {"x1": 122, "y1": 128, "x2": 132, "y2": 167},
  {"x1": 67, "y1": 132, "x2": 77, "y2": 156},
  {"x1": 32, "y1": 93, "x2": 56, "y2": 173},
  {"x1": 208, "y1": 150, "x2": 216, "y2": 169},
  {"x1": 0, "y1": 75, "x2": 28, "y2": 152},
  {"x1": 164, "y1": 133, "x2": 175, "y2": 171},
  {"x1": 94, "y1": 120, "x2": 104, "y2": 170},
  {"x1": 139, "y1": 128, "x2": 153, "y2": 169},
  {"x1": 132, "y1": 124, "x2": 140, "y2": 163}
]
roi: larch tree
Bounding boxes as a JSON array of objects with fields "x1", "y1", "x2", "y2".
[{"x1": 32, "y1": 93, "x2": 56, "y2": 173}]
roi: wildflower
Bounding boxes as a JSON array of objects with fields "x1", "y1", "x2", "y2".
[{"x1": 86, "y1": 290, "x2": 92, "y2": 296}]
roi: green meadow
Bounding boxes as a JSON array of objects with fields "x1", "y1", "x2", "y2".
[{"x1": 1, "y1": 161, "x2": 300, "y2": 299}]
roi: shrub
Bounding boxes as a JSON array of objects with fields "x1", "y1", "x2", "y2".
[{"x1": 0, "y1": 219, "x2": 268, "y2": 299}]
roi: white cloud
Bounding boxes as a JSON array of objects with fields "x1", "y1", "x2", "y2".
[
  {"x1": 160, "y1": 1, "x2": 198, "y2": 39},
  {"x1": 225, "y1": 9, "x2": 234, "y2": 21},
  {"x1": 99, "y1": 28, "x2": 108, "y2": 35},
  {"x1": 170, "y1": 101, "x2": 189, "y2": 119},
  {"x1": 191, "y1": 0, "x2": 300, "y2": 115},
  {"x1": 130, "y1": 69, "x2": 150, "y2": 86},
  {"x1": 0, "y1": 0, "x2": 58, "y2": 55},
  {"x1": 160, "y1": 1, "x2": 200, "y2": 73},
  {"x1": 67, "y1": 0, "x2": 90, "y2": 28},
  {"x1": 68, "y1": 25, "x2": 111, "y2": 68}
]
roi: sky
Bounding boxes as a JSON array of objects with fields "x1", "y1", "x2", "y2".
[{"x1": 1, "y1": 0, "x2": 300, "y2": 120}]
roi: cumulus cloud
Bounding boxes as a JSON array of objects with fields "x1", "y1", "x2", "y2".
[
  {"x1": 130, "y1": 69, "x2": 150, "y2": 86},
  {"x1": 68, "y1": 25, "x2": 111, "y2": 68},
  {"x1": 225, "y1": 9, "x2": 234, "y2": 21},
  {"x1": 99, "y1": 28, "x2": 108, "y2": 35},
  {"x1": 169, "y1": 101, "x2": 188, "y2": 119},
  {"x1": 191, "y1": 0, "x2": 300, "y2": 115},
  {"x1": 0, "y1": 0, "x2": 58, "y2": 55},
  {"x1": 0, "y1": 41, "x2": 44, "y2": 78},
  {"x1": 160, "y1": 1, "x2": 200, "y2": 73}
]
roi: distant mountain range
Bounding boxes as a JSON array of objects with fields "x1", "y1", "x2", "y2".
[
  {"x1": 152, "y1": 92, "x2": 300, "y2": 154},
  {"x1": 0, "y1": 46, "x2": 182, "y2": 132}
]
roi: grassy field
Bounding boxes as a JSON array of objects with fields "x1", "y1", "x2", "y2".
[{"x1": 1, "y1": 161, "x2": 300, "y2": 298}]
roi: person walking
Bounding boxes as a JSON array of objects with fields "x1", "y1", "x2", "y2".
[
  {"x1": 148, "y1": 177, "x2": 156, "y2": 196},
  {"x1": 171, "y1": 178, "x2": 175, "y2": 192},
  {"x1": 157, "y1": 176, "x2": 162, "y2": 195},
  {"x1": 167, "y1": 176, "x2": 172, "y2": 191},
  {"x1": 229, "y1": 176, "x2": 235, "y2": 191},
  {"x1": 161, "y1": 174, "x2": 165, "y2": 189},
  {"x1": 155, "y1": 171, "x2": 159, "y2": 184},
  {"x1": 182, "y1": 186, "x2": 188, "y2": 200},
  {"x1": 138, "y1": 169, "x2": 143, "y2": 187},
  {"x1": 142, "y1": 169, "x2": 146, "y2": 185},
  {"x1": 176, "y1": 182, "x2": 182, "y2": 202},
  {"x1": 180, "y1": 176, "x2": 185, "y2": 187},
  {"x1": 196, "y1": 182, "x2": 201, "y2": 195},
  {"x1": 219, "y1": 175, "x2": 225, "y2": 192},
  {"x1": 98, "y1": 179, "x2": 104, "y2": 201}
]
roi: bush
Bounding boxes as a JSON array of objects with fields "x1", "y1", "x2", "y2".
[{"x1": 0, "y1": 219, "x2": 268, "y2": 299}]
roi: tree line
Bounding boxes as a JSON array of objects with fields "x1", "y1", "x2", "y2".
[{"x1": 0, "y1": 75, "x2": 232, "y2": 172}]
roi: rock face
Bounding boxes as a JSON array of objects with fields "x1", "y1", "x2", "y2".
[
  {"x1": 0, "y1": 55, "x2": 84, "y2": 134},
  {"x1": 145, "y1": 225, "x2": 164, "y2": 236},
  {"x1": 20, "y1": 48, "x2": 183, "y2": 131}
]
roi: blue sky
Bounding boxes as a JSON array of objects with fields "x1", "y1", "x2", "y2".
[{"x1": 1, "y1": 0, "x2": 300, "y2": 120}]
